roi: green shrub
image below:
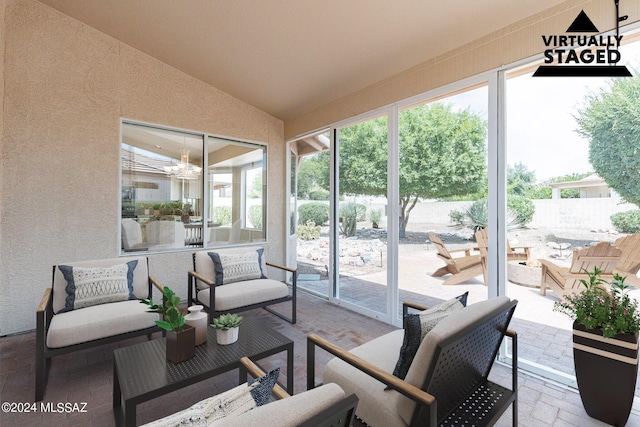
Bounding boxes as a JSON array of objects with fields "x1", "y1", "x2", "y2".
[
  {"x1": 369, "y1": 208, "x2": 383, "y2": 223},
  {"x1": 297, "y1": 221, "x2": 321, "y2": 240},
  {"x1": 449, "y1": 209, "x2": 465, "y2": 226},
  {"x1": 452, "y1": 196, "x2": 535, "y2": 232},
  {"x1": 611, "y1": 210, "x2": 640, "y2": 233},
  {"x1": 248, "y1": 205, "x2": 262, "y2": 229},
  {"x1": 308, "y1": 189, "x2": 330, "y2": 200},
  {"x1": 213, "y1": 206, "x2": 232, "y2": 226},
  {"x1": 507, "y1": 195, "x2": 535, "y2": 226},
  {"x1": 298, "y1": 203, "x2": 329, "y2": 226},
  {"x1": 340, "y1": 202, "x2": 367, "y2": 221}
]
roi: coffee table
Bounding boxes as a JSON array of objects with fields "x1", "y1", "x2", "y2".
[{"x1": 112, "y1": 317, "x2": 294, "y2": 427}]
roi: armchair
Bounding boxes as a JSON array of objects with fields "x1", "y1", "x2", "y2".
[
  {"x1": 36, "y1": 256, "x2": 162, "y2": 401},
  {"x1": 143, "y1": 357, "x2": 358, "y2": 427},
  {"x1": 188, "y1": 246, "x2": 297, "y2": 323},
  {"x1": 308, "y1": 297, "x2": 518, "y2": 426}
]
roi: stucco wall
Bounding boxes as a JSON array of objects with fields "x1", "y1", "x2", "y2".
[
  {"x1": 0, "y1": 0, "x2": 5, "y2": 289},
  {"x1": 285, "y1": 0, "x2": 640, "y2": 139},
  {"x1": 0, "y1": 0, "x2": 285, "y2": 334},
  {"x1": 401, "y1": 199, "x2": 636, "y2": 232}
]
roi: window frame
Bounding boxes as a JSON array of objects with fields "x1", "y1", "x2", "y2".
[{"x1": 119, "y1": 119, "x2": 268, "y2": 255}]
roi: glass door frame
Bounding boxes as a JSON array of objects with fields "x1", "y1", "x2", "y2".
[{"x1": 329, "y1": 106, "x2": 396, "y2": 324}]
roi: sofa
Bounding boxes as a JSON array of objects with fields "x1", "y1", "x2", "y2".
[{"x1": 35, "y1": 256, "x2": 162, "y2": 401}]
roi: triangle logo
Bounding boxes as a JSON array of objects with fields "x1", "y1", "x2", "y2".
[{"x1": 566, "y1": 10, "x2": 599, "y2": 33}]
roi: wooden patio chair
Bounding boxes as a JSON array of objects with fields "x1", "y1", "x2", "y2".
[
  {"x1": 475, "y1": 228, "x2": 534, "y2": 284},
  {"x1": 539, "y1": 241, "x2": 621, "y2": 298},
  {"x1": 613, "y1": 233, "x2": 640, "y2": 286},
  {"x1": 428, "y1": 231, "x2": 483, "y2": 285}
]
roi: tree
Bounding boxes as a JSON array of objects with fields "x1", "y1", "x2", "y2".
[
  {"x1": 575, "y1": 76, "x2": 640, "y2": 207},
  {"x1": 297, "y1": 152, "x2": 330, "y2": 199},
  {"x1": 337, "y1": 103, "x2": 487, "y2": 237},
  {"x1": 507, "y1": 162, "x2": 535, "y2": 196}
]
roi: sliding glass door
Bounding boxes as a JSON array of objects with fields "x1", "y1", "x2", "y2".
[{"x1": 333, "y1": 113, "x2": 390, "y2": 318}]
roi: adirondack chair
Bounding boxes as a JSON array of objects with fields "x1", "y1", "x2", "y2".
[
  {"x1": 475, "y1": 228, "x2": 534, "y2": 284},
  {"x1": 539, "y1": 241, "x2": 622, "y2": 298},
  {"x1": 613, "y1": 233, "x2": 640, "y2": 286},
  {"x1": 475, "y1": 228, "x2": 532, "y2": 263},
  {"x1": 428, "y1": 232, "x2": 483, "y2": 285}
]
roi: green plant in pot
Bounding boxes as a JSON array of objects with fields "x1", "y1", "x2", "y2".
[
  {"x1": 141, "y1": 286, "x2": 196, "y2": 363},
  {"x1": 210, "y1": 313, "x2": 243, "y2": 345},
  {"x1": 554, "y1": 266, "x2": 640, "y2": 426}
]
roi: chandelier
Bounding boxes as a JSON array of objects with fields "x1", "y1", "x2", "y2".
[{"x1": 163, "y1": 147, "x2": 202, "y2": 180}]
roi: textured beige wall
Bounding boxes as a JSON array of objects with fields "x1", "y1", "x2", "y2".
[
  {"x1": 0, "y1": 0, "x2": 5, "y2": 290},
  {"x1": 285, "y1": 0, "x2": 640, "y2": 139},
  {"x1": 0, "y1": 0, "x2": 285, "y2": 334}
]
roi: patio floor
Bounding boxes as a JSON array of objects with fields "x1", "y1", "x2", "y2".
[{"x1": 2, "y1": 290, "x2": 639, "y2": 426}]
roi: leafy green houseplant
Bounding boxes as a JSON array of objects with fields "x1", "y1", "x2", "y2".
[
  {"x1": 141, "y1": 286, "x2": 195, "y2": 363},
  {"x1": 140, "y1": 286, "x2": 187, "y2": 332},
  {"x1": 211, "y1": 313, "x2": 243, "y2": 345},
  {"x1": 553, "y1": 267, "x2": 640, "y2": 338},
  {"x1": 553, "y1": 266, "x2": 640, "y2": 426}
]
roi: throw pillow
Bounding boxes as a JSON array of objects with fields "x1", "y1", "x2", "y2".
[
  {"x1": 58, "y1": 260, "x2": 138, "y2": 312},
  {"x1": 140, "y1": 368, "x2": 280, "y2": 427},
  {"x1": 390, "y1": 292, "x2": 468, "y2": 381},
  {"x1": 207, "y1": 249, "x2": 267, "y2": 285}
]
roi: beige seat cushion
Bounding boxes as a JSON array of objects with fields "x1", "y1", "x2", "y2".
[
  {"x1": 323, "y1": 329, "x2": 407, "y2": 427},
  {"x1": 197, "y1": 279, "x2": 289, "y2": 311},
  {"x1": 47, "y1": 300, "x2": 159, "y2": 348},
  {"x1": 222, "y1": 383, "x2": 346, "y2": 427},
  {"x1": 324, "y1": 297, "x2": 514, "y2": 426}
]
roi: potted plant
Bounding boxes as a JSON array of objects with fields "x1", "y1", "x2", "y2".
[
  {"x1": 554, "y1": 266, "x2": 640, "y2": 426},
  {"x1": 141, "y1": 286, "x2": 196, "y2": 363},
  {"x1": 210, "y1": 313, "x2": 243, "y2": 345},
  {"x1": 369, "y1": 208, "x2": 382, "y2": 229}
]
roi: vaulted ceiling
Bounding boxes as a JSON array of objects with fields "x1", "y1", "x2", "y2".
[{"x1": 38, "y1": 0, "x2": 569, "y2": 121}]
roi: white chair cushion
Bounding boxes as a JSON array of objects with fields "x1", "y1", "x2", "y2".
[
  {"x1": 46, "y1": 300, "x2": 158, "y2": 348},
  {"x1": 323, "y1": 329, "x2": 407, "y2": 427},
  {"x1": 197, "y1": 279, "x2": 289, "y2": 311}
]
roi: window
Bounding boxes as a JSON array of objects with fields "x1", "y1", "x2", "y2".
[
  {"x1": 207, "y1": 136, "x2": 266, "y2": 246},
  {"x1": 120, "y1": 121, "x2": 267, "y2": 254}
]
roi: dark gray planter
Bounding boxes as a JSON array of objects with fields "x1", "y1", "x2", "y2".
[
  {"x1": 166, "y1": 324, "x2": 196, "y2": 363},
  {"x1": 573, "y1": 321, "x2": 638, "y2": 426}
]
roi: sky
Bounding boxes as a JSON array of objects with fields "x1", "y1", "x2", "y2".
[{"x1": 447, "y1": 38, "x2": 640, "y2": 183}]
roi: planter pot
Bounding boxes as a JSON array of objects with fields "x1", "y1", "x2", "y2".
[
  {"x1": 573, "y1": 321, "x2": 638, "y2": 426},
  {"x1": 216, "y1": 327, "x2": 239, "y2": 345},
  {"x1": 166, "y1": 324, "x2": 196, "y2": 363}
]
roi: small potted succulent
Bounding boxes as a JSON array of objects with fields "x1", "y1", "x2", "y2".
[
  {"x1": 553, "y1": 266, "x2": 640, "y2": 426},
  {"x1": 141, "y1": 286, "x2": 196, "y2": 363},
  {"x1": 210, "y1": 313, "x2": 243, "y2": 345}
]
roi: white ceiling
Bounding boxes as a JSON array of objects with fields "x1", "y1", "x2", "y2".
[{"x1": 38, "y1": 0, "x2": 569, "y2": 121}]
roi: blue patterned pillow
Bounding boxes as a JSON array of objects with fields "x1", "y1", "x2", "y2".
[
  {"x1": 208, "y1": 249, "x2": 267, "y2": 285},
  {"x1": 58, "y1": 260, "x2": 138, "y2": 312},
  {"x1": 390, "y1": 292, "x2": 468, "y2": 381},
  {"x1": 140, "y1": 368, "x2": 279, "y2": 427}
]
